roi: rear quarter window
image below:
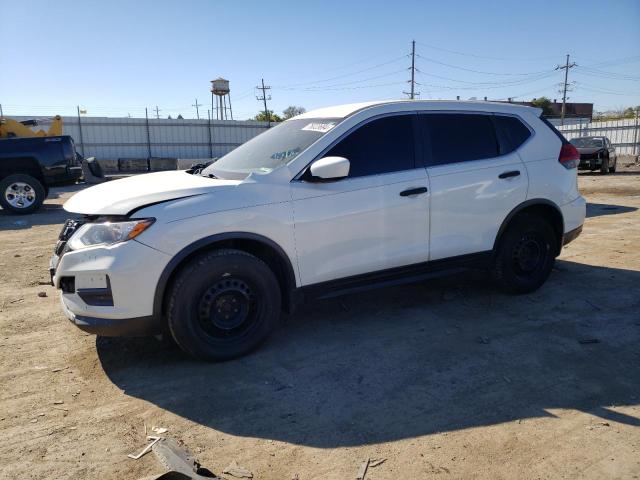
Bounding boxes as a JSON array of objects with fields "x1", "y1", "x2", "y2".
[{"x1": 494, "y1": 115, "x2": 532, "y2": 154}]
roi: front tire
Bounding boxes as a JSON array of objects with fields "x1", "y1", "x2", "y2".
[
  {"x1": 0, "y1": 174, "x2": 46, "y2": 214},
  {"x1": 167, "y1": 249, "x2": 281, "y2": 361},
  {"x1": 609, "y1": 157, "x2": 617, "y2": 173},
  {"x1": 600, "y1": 157, "x2": 609, "y2": 175},
  {"x1": 491, "y1": 214, "x2": 557, "y2": 294}
]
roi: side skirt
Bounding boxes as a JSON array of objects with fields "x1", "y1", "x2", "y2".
[{"x1": 293, "y1": 251, "x2": 493, "y2": 304}]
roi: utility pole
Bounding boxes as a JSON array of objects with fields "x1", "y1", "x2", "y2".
[
  {"x1": 403, "y1": 40, "x2": 418, "y2": 99},
  {"x1": 410, "y1": 40, "x2": 416, "y2": 99},
  {"x1": 256, "y1": 78, "x2": 272, "y2": 127},
  {"x1": 76, "y1": 106, "x2": 85, "y2": 158},
  {"x1": 0, "y1": 103, "x2": 3, "y2": 117},
  {"x1": 555, "y1": 54, "x2": 577, "y2": 126},
  {"x1": 633, "y1": 106, "x2": 639, "y2": 158},
  {"x1": 154, "y1": 106, "x2": 161, "y2": 119},
  {"x1": 192, "y1": 98, "x2": 202, "y2": 119}
]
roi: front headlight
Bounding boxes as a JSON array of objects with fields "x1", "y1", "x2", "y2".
[{"x1": 67, "y1": 218, "x2": 155, "y2": 250}]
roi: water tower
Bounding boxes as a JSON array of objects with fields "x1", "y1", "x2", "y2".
[{"x1": 210, "y1": 77, "x2": 233, "y2": 120}]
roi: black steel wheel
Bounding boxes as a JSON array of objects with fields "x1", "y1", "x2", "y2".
[
  {"x1": 492, "y1": 213, "x2": 557, "y2": 294},
  {"x1": 167, "y1": 249, "x2": 281, "y2": 361}
]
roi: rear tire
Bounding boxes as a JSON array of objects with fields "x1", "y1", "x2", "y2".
[
  {"x1": 167, "y1": 249, "x2": 281, "y2": 361},
  {"x1": 491, "y1": 214, "x2": 557, "y2": 294},
  {"x1": 0, "y1": 173, "x2": 46, "y2": 214}
]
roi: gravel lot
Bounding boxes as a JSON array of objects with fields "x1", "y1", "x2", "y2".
[{"x1": 1, "y1": 167, "x2": 639, "y2": 480}]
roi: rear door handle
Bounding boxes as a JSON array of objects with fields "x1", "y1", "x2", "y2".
[
  {"x1": 498, "y1": 170, "x2": 520, "y2": 179},
  {"x1": 400, "y1": 187, "x2": 428, "y2": 196}
]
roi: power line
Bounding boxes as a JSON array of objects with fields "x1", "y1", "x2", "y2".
[
  {"x1": 273, "y1": 55, "x2": 408, "y2": 88},
  {"x1": 416, "y1": 69, "x2": 556, "y2": 86},
  {"x1": 416, "y1": 54, "x2": 554, "y2": 76},
  {"x1": 415, "y1": 41, "x2": 558, "y2": 62},
  {"x1": 275, "y1": 69, "x2": 407, "y2": 91}
]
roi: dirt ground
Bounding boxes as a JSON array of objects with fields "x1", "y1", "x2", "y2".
[{"x1": 1, "y1": 165, "x2": 639, "y2": 480}]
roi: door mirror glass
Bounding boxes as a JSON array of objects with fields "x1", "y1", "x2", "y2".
[{"x1": 309, "y1": 156, "x2": 350, "y2": 180}]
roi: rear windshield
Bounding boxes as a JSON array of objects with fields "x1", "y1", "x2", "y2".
[
  {"x1": 202, "y1": 118, "x2": 341, "y2": 179},
  {"x1": 570, "y1": 137, "x2": 604, "y2": 148}
]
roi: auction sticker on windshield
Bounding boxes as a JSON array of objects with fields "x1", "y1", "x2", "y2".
[{"x1": 301, "y1": 121, "x2": 336, "y2": 133}]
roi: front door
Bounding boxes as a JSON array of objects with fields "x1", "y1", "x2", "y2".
[{"x1": 291, "y1": 113, "x2": 430, "y2": 286}]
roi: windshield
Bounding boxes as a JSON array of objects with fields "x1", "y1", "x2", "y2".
[
  {"x1": 570, "y1": 137, "x2": 604, "y2": 148},
  {"x1": 202, "y1": 118, "x2": 341, "y2": 178}
]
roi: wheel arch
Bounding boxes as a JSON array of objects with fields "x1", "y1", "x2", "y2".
[
  {"x1": 153, "y1": 232, "x2": 298, "y2": 319},
  {"x1": 493, "y1": 199, "x2": 565, "y2": 256},
  {"x1": 0, "y1": 157, "x2": 44, "y2": 182}
]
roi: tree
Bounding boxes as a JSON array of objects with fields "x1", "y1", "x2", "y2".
[
  {"x1": 254, "y1": 110, "x2": 282, "y2": 122},
  {"x1": 530, "y1": 97, "x2": 554, "y2": 116},
  {"x1": 282, "y1": 105, "x2": 306, "y2": 120},
  {"x1": 177, "y1": 114, "x2": 184, "y2": 120}
]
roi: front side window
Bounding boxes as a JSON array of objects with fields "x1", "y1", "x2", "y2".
[
  {"x1": 202, "y1": 118, "x2": 341, "y2": 179},
  {"x1": 422, "y1": 113, "x2": 499, "y2": 166},
  {"x1": 324, "y1": 114, "x2": 415, "y2": 178}
]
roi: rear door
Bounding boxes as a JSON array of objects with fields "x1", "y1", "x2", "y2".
[
  {"x1": 291, "y1": 113, "x2": 430, "y2": 286},
  {"x1": 419, "y1": 112, "x2": 529, "y2": 261}
]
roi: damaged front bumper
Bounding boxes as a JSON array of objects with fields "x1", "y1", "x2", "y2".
[{"x1": 50, "y1": 220, "x2": 171, "y2": 336}]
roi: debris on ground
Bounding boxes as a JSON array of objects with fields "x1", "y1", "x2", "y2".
[
  {"x1": 151, "y1": 437, "x2": 221, "y2": 479},
  {"x1": 37, "y1": 291, "x2": 47, "y2": 298},
  {"x1": 152, "y1": 426, "x2": 169, "y2": 434},
  {"x1": 356, "y1": 458, "x2": 370, "y2": 480},
  {"x1": 369, "y1": 458, "x2": 386, "y2": 468},
  {"x1": 476, "y1": 336, "x2": 491, "y2": 344},
  {"x1": 223, "y1": 461, "x2": 253, "y2": 478},
  {"x1": 578, "y1": 338, "x2": 600, "y2": 344},
  {"x1": 128, "y1": 436, "x2": 162, "y2": 460}
]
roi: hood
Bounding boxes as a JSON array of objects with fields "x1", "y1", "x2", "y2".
[
  {"x1": 576, "y1": 147, "x2": 604, "y2": 155},
  {"x1": 64, "y1": 171, "x2": 241, "y2": 215}
]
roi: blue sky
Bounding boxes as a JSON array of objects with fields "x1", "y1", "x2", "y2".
[{"x1": 1, "y1": 0, "x2": 639, "y2": 119}]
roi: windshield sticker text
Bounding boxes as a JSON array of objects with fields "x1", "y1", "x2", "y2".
[
  {"x1": 270, "y1": 147, "x2": 302, "y2": 161},
  {"x1": 301, "y1": 122, "x2": 336, "y2": 133}
]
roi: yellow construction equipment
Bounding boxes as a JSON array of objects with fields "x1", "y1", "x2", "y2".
[{"x1": 0, "y1": 115, "x2": 63, "y2": 138}]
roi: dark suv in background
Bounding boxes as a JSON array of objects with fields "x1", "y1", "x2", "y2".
[
  {"x1": 570, "y1": 136, "x2": 617, "y2": 174},
  {"x1": 0, "y1": 135, "x2": 82, "y2": 214}
]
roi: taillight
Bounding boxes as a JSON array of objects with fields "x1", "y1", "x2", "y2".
[{"x1": 558, "y1": 143, "x2": 579, "y2": 169}]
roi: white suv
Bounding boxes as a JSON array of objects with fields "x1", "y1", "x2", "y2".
[{"x1": 50, "y1": 100, "x2": 585, "y2": 360}]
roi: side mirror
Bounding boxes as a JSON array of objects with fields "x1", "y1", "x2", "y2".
[{"x1": 309, "y1": 156, "x2": 350, "y2": 181}]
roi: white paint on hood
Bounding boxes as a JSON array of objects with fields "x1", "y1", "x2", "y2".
[{"x1": 64, "y1": 171, "x2": 241, "y2": 215}]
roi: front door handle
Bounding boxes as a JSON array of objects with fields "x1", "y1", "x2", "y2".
[
  {"x1": 400, "y1": 187, "x2": 428, "y2": 196},
  {"x1": 498, "y1": 170, "x2": 520, "y2": 179}
]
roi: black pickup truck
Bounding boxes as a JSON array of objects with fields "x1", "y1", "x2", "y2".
[{"x1": 0, "y1": 135, "x2": 82, "y2": 214}]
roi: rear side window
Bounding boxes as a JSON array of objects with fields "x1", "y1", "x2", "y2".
[
  {"x1": 325, "y1": 114, "x2": 415, "y2": 177},
  {"x1": 421, "y1": 114, "x2": 498, "y2": 166},
  {"x1": 494, "y1": 115, "x2": 532, "y2": 154}
]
